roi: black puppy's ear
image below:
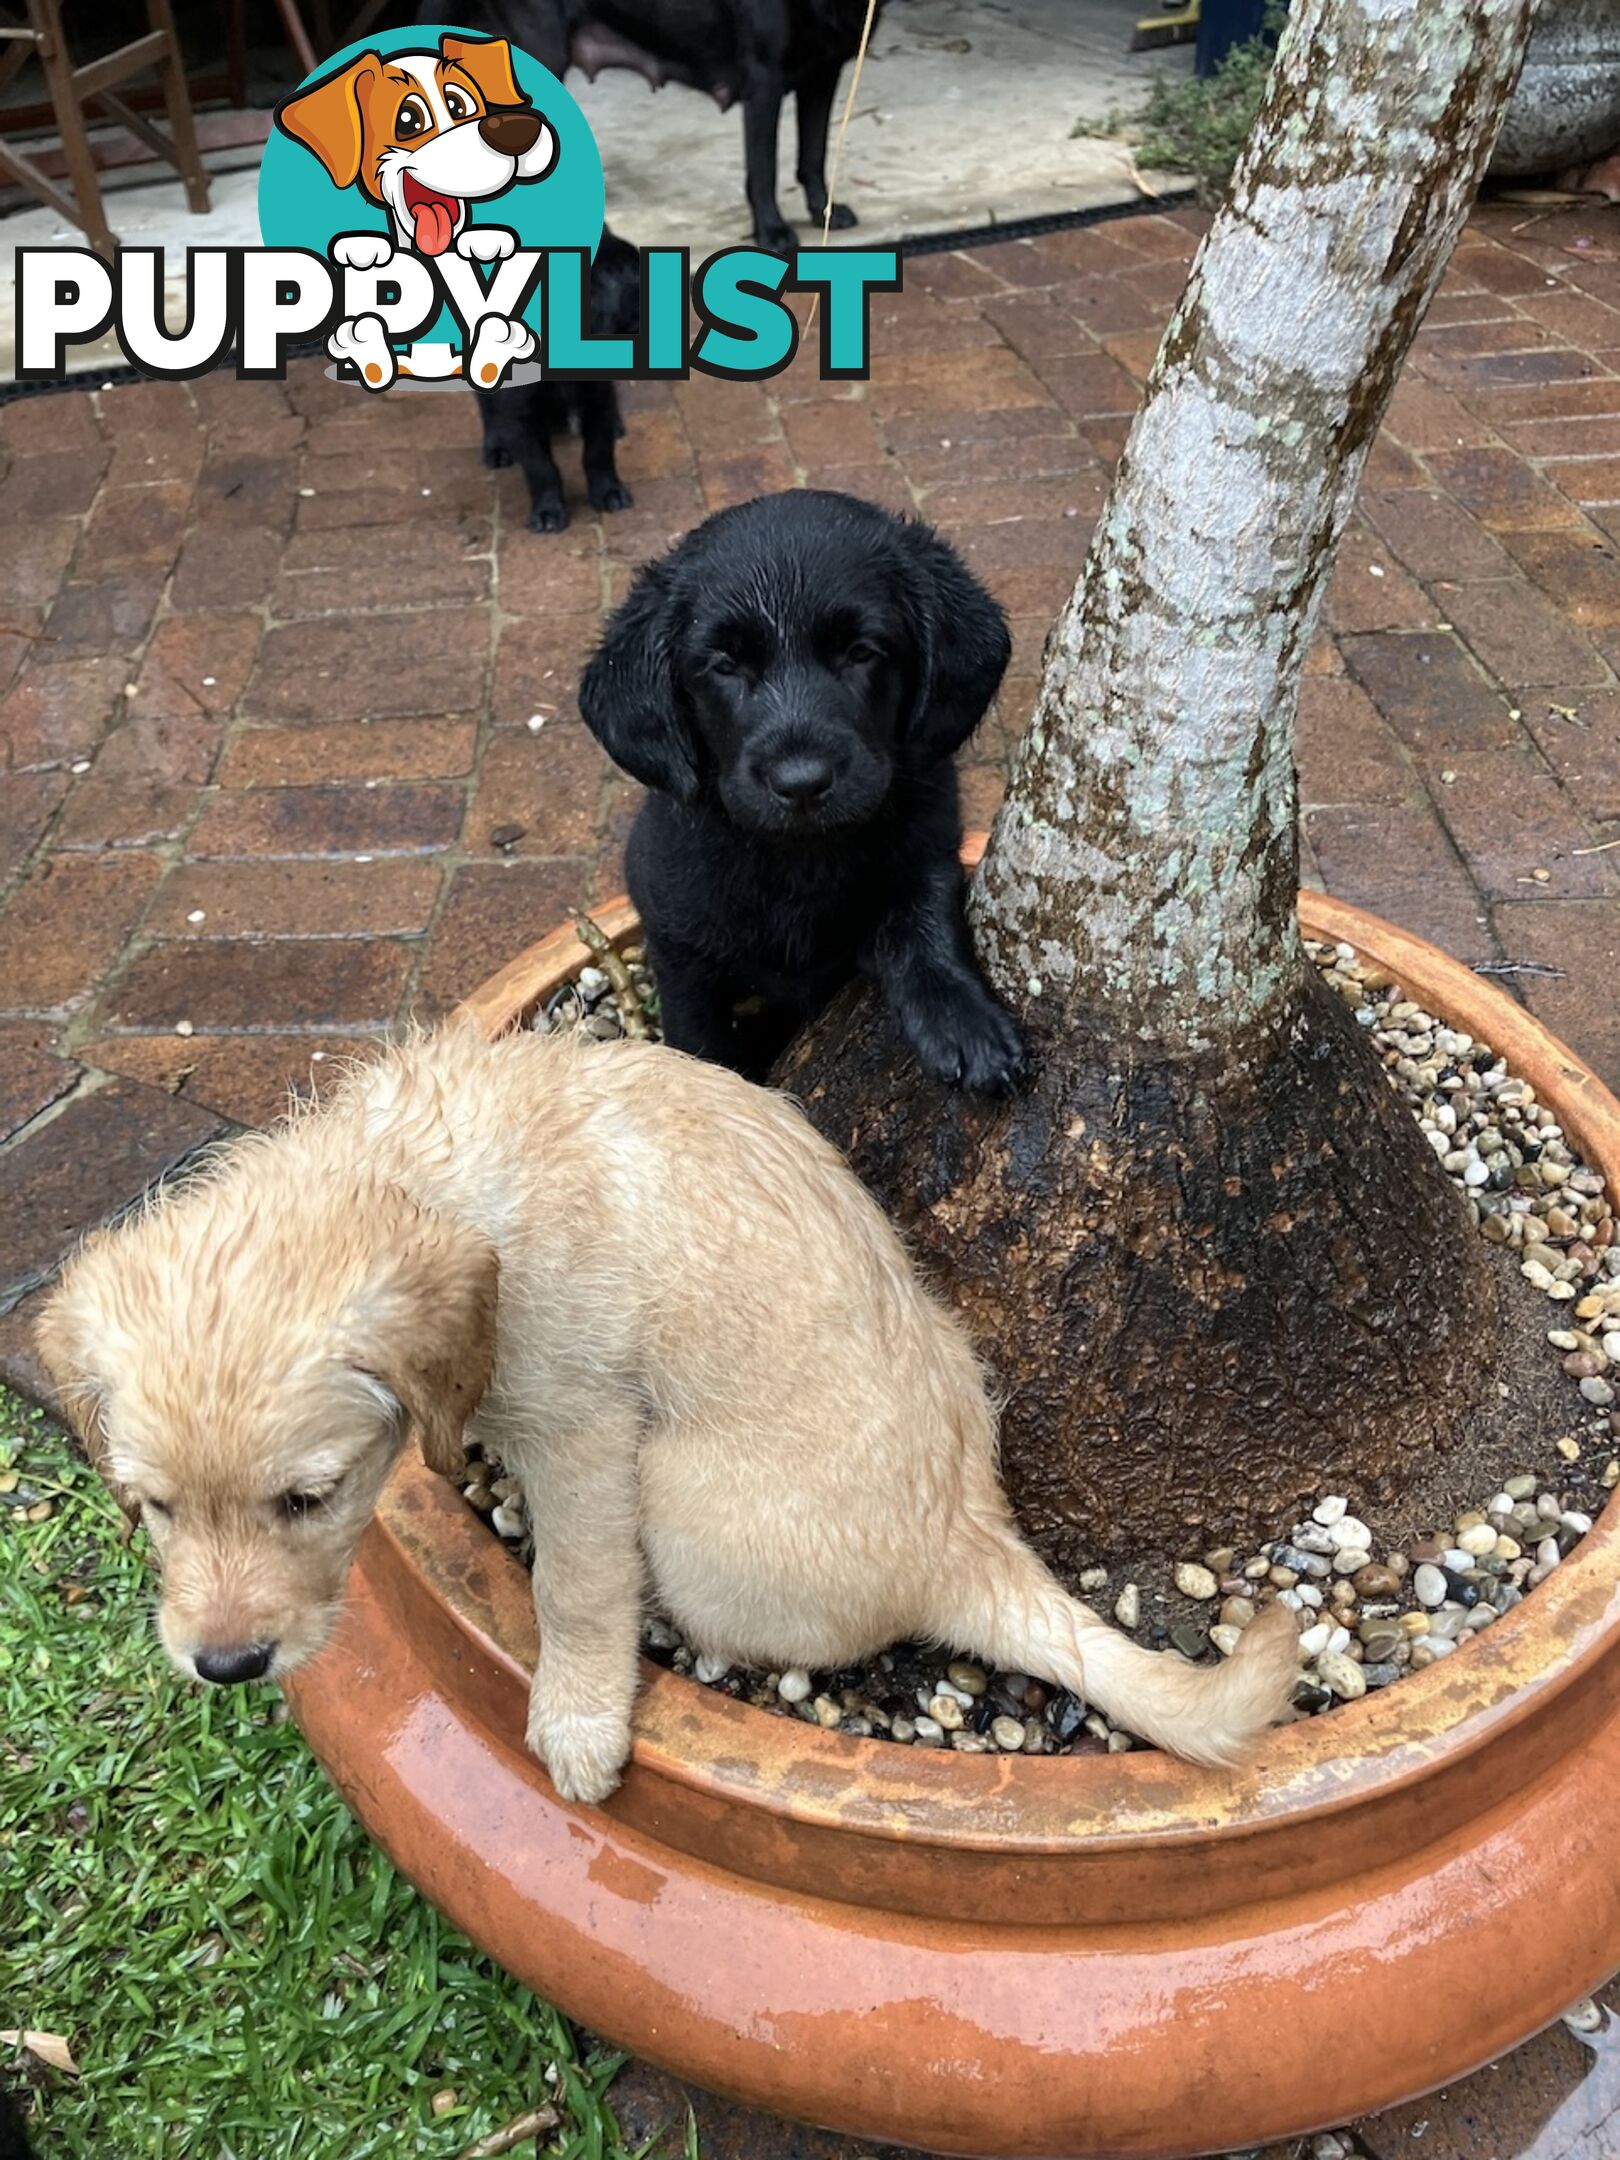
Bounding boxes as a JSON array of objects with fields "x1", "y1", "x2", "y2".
[
  {"x1": 899, "y1": 523, "x2": 1012, "y2": 766},
  {"x1": 579, "y1": 564, "x2": 703, "y2": 803}
]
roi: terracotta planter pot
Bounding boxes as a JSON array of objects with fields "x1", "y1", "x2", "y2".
[{"x1": 286, "y1": 875, "x2": 1620, "y2": 2160}]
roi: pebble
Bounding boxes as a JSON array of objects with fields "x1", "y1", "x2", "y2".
[
  {"x1": 693, "y1": 1655, "x2": 730, "y2": 1684},
  {"x1": 1299, "y1": 1622, "x2": 1331, "y2": 1659},
  {"x1": 1353, "y1": 1563, "x2": 1401, "y2": 1598},
  {"x1": 1331, "y1": 1546, "x2": 1371, "y2": 1575},
  {"x1": 1210, "y1": 1625, "x2": 1243, "y2": 1657},
  {"x1": 1505, "y1": 1474, "x2": 1539, "y2": 1499},
  {"x1": 1316, "y1": 1652, "x2": 1367, "y2": 1701},
  {"x1": 1327, "y1": 1516, "x2": 1372, "y2": 1551},
  {"x1": 913, "y1": 1716, "x2": 945, "y2": 1747},
  {"x1": 928, "y1": 1694, "x2": 965, "y2": 1731},
  {"x1": 778, "y1": 1668, "x2": 812, "y2": 1703},
  {"x1": 1174, "y1": 1562, "x2": 1219, "y2": 1600},
  {"x1": 490, "y1": 1503, "x2": 525, "y2": 1540},
  {"x1": 1456, "y1": 1522, "x2": 1497, "y2": 1556},
  {"x1": 813, "y1": 1696, "x2": 843, "y2": 1728},
  {"x1": 1581, "y1": 1376, "x2": 1616, "y2": 1406},
  {"x1": 991, "y1": 1715, "x2": 1026, "y2": 1752},
  {"x1": 1115, "y1": 1583, "x2": 1141, "y2": 1630},
  {"x1": 1219, "y1": 1596, "x2": 1255, "y2": 1629},
  {"x1": 947, "y1": 1660, "x2": 988, "y2": 1696},
  {"x1": 1312, "y1": 1496, "x2": 1348, "y2": 1525},
  {"x1": 1413, "y1": 1563, "x2": 1448, "y2": 1608},
  {"x1": 1078, "y1": 1567, "x2": 1109, "y2": 1593}
]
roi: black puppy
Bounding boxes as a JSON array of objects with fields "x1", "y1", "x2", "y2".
[
  {"x1": 0, "y1": 2086, "x2": 32, "y2": 2160},
  {"x1": 452, "y1": 0, "x2": 877, "y2": 251},
  {"x1": 475, "y1": 228, "x2": 639, "y2": 533},
  {"x1": 579, "y1": 490, "x2": 1024, "y2": 1091}
]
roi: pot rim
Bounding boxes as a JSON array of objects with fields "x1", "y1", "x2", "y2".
[{"x1": 430, "y1": 864, "x2": 1620, "y2": 1862}]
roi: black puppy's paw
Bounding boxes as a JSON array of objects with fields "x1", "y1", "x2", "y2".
[
  {"x1": 756, "y1": 215, "x2": 797, "y2": 255},
  {"x1": 910, "y1": 996, "x2": 1026, "y2": 1095},
  {"x1": 827, "y1": 203, "x2": 858, "y2": 230},
  {"x1": 590, "y1": 478, "x2": 635, "y2": 514},
  {"x1": 528, "y1": 501, "x2": 570, "y2": 534},
  {"x1": 482, "y1": 442, "x2": 513, "y2": 469}
]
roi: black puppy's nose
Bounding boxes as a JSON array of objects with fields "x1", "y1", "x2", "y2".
[
  {"x1": 194, "y1": 1642, "x2": 275, "y2": 1685},
  {"x1": 765, "y1": 754, "x2": 836, "y2": 806},
  {"x1": 479, "y1": 108, "x2": 542, "y2": 155}
]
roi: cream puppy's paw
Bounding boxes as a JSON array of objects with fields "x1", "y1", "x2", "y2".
[
  {"x1": 329, "y1": 313, "x2": 396, "y2": 392},
  {"x1": 466, "y1": 314, "x2": 534, "y2": 390},
  {"x1": 526, "y1": 1694, "x2": 631, "y2": 1805},
  {"x1": 332, "y1": 231, "x2": 394, "y2": 272},
  {"x1": 457, "y1": 224, "x2": 517, "y2": 264}
]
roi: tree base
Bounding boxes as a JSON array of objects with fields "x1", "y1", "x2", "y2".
[{"x1": 778, "y1": 965, "x2": 1502, "y2": 1577}]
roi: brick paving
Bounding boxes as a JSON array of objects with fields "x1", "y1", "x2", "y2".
[{"x1": 4, "y1": 197, "x2": 1620, "y2": 1397}]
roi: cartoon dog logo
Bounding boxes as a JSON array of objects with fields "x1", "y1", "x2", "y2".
[{"x1": 276, "y1": 34, "x2": 556, "y2": 386}]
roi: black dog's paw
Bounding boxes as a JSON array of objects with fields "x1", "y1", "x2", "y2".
[
  {"x1": 528, "y1": 501, "x2": 570, "y2": 534},
  {"x1": 910, "y1": 997, "x2": 1026, "y2": 1095},
  {"x1": 756, "y1": 215, "x2": 797, "y2": 255},
  {"x1": 827, "y1": 203, "x2": 858, "y2": 230},
  {"x1": 590, "y1": 478, "x2": 635, "y2": 514},
  {"x1": 483, "y1": 442, "x2": 513, "y2": 469}
]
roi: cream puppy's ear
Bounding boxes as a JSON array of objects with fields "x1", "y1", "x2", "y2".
[
  {"x1": 35, "y1": 1261, "x2": 139, "y2": 1528},
  {"x1": 342, "y1": 1193, "x2": 499, "y2": 1477}
]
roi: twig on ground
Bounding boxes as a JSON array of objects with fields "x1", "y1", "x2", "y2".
[
  {"x1": 1571, "y1": 838, "x2": 1620, "y2": 856},
  {"x1": 1472, "y1": 960, "x2": 1566, "y2": 980},
  {"x1": 573, "y1": 912, "x2": 650, "y2": 1038},
  {"x1": 454, "y1": 2102, "x2": 561, "y2": 2158}
]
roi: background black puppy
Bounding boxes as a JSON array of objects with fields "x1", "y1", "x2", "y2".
[
  {"x1": 0, "y1": 2086, "x2": 33, "y2": 2160},
  {"x1": 451, "y1": 0, "x2": 878, "y2": 250},
  {"x1": 475, "y1": 228, "x2": 639, "y2": 533},
  {"x1": 579, "y1": 489, "x2": 1025, "y2": 1091}
]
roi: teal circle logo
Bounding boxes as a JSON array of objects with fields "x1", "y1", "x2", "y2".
[{"x1": 258, "y1": 23, "x2": 604, "y2": 364}]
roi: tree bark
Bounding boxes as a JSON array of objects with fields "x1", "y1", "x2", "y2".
[{"x1": 780, "y1": 0, "x2": 1538, "y2": 1573}]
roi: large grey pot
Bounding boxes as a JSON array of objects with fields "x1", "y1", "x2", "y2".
[{"x1": 1490, "y1": 0, "x2": 1620, "y2": 177}]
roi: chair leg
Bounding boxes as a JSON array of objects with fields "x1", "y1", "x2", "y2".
[
  {"x1": 145, "y1": 0, "x2": 209, "y2": 212},
  {"x1": 26, "y1": 0, "x2": 114, "y2": 254}
]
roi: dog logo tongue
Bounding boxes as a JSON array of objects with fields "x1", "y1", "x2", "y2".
[{"x1": 403, "y1": 175, "x2": 458, "y2": 256}]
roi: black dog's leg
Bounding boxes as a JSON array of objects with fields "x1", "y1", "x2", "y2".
[
  {"x1": 476, "y1": 388, "x2": 513, "y2": 467},
  {"x1": 514, "y1": 422, "x2": 569, "y2": 533},
  {"x1": 862, "y1": 862, "x2": 1025, "y2": 1094},
  {"x1": 578, "y1": 383, "x2": 634, "y2": 515},
  {"x1": 742, "y1": 87, "x2": 795, "y2": 254},
  {"x1": 796, "y1": 62, "x2": 857, "y2": 229},
  {"x1": 648, "y1": 940, "x2": 754, "y2": 1069}
]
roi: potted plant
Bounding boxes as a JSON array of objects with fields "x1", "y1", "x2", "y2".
[{"x1": 287, "y1": 2, "x2": 1620, "y2": 2151}]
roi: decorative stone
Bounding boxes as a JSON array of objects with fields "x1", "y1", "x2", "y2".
[
  {"x1": 1413, "y1": 1563, "x2": 1448, "y2": 1608},
  {"x1": 1316, "y1": 1652, "x2": 1367, "y2": 1702},
  {"x1": 1174, "y1": 1563, "x2": 1218, "y2": 1601}
]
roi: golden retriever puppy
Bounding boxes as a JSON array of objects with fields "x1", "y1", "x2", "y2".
[{"x1": 38, "y1": 1022, "x2": 1297, "y2": 1802}]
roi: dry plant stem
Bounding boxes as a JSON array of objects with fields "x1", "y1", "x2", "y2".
[
  {"x1": 454, "y1": 2103, "x2": 562, "y2": 2159},
  {"x1": 572, "y1": 912, "x2": 649, "y2": 1038}
]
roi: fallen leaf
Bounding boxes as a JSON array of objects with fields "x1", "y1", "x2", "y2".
[{"x1": 1, "y1": 2030, "x2": 79, "y2": 2075}]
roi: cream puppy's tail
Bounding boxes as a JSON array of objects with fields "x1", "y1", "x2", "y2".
[{"x1": 939, "y1": 1521, "x2": 1300, "y2": 1769}]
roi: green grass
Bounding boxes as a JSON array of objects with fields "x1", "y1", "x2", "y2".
[
  {"x1": 0, "y1": 1389, "x2": 628, "y2": 2159},
  {"x1": 1075, "y1": 12, "x2": 1283, "y2": 205}
]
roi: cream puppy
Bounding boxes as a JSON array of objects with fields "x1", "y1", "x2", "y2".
[{"x1": 38, "y1": 1023, "x2": 1298, "y2": 1804}]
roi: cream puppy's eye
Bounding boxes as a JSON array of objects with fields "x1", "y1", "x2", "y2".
[
  {"x1": 145, "y1": 1496, "x2": 173, "y2": 1520},
  {"x1": 395, "y1": 94, "x2": 431, "y2": 140},
  {"x1": 443, "y1": 83, "x2": 476, "y2": 121},
  {"x1": 279, "y1": 1489, "x2": 332, "y2": 1522}
]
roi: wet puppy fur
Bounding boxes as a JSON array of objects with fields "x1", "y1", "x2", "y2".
[
  {"x1": 446, "y1": 0, "x2": 878, "y2": 249},
  {"x1": 579, "y1": 490, "x2": 1026, "y2": 1090},
  {"x1": 475, "y1": 227, "x2": 639, "y2": 532},
  {"x1": 37, "y1": 1023, "x2": 1299, "y2": 1805}
]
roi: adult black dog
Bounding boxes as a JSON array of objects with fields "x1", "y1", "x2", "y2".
[
  {"x1": 446, "y1": 0, "x2": 877, "y2": 250},
  {"x1": 579, "y1": 490, "x2": 1025, "y2": 1091},
  {"x1": 475, "y1": 227, "x2": 639, "y2": 533}
]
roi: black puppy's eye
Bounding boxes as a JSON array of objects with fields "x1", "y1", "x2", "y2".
[
  {"x1": 709, "y1": 653, "x2": 741, "y2": 678},
  {"x1": 844, "y1": 640, "x2": 884, "y2": 668},
  {"x1": 279, "y1": 1489, "x2": 329, "y2": 1522}
]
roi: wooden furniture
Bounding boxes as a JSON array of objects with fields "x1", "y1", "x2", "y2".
[{"x1": 0, "y1": 0, "x2": 209, "y2": 256}]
